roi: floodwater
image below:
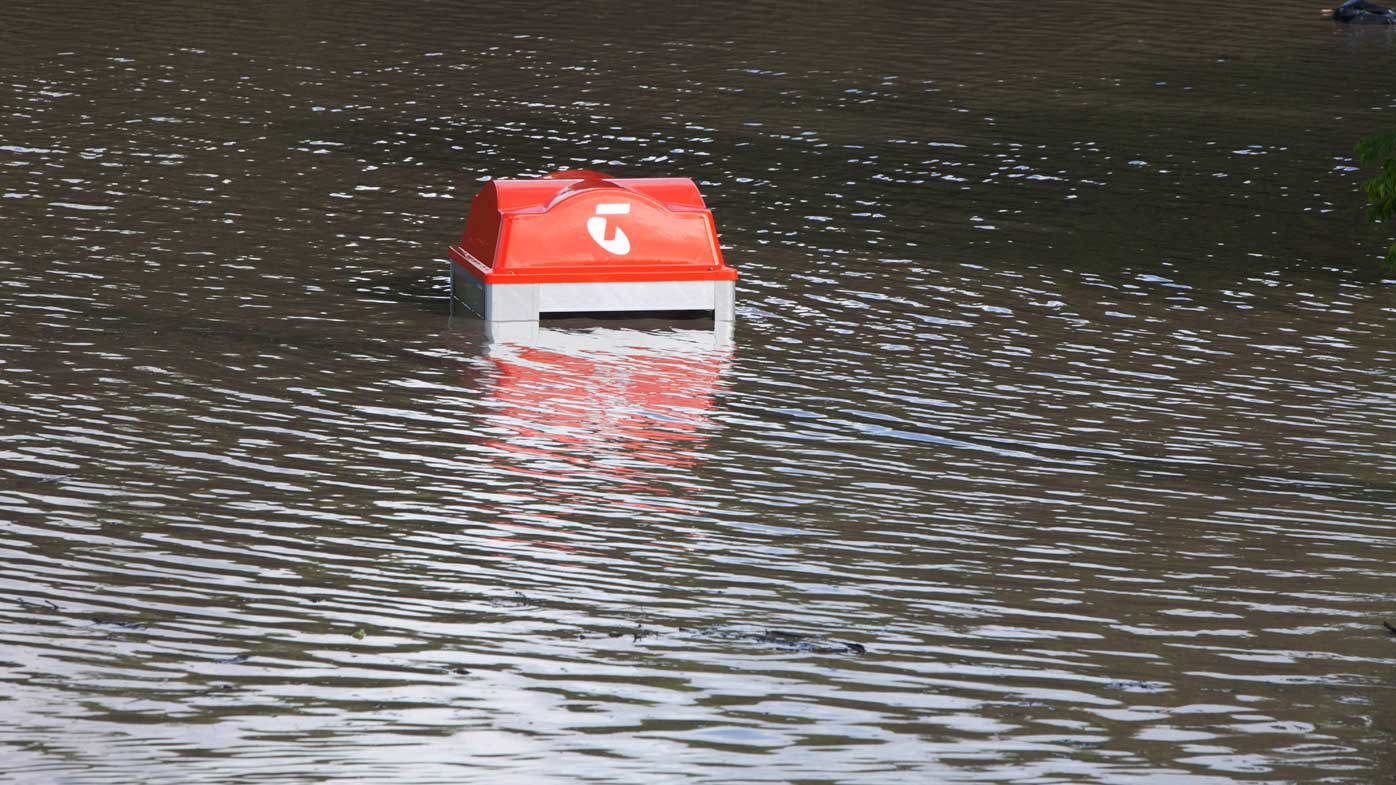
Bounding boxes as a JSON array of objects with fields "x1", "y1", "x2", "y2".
[{"x1": 3, "y1": 2, "x2": 1396, "y2": 783}]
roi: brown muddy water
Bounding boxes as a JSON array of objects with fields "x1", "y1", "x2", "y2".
[{"x1": 4, "y1": 2, "x2": 1396, "y2": 783}]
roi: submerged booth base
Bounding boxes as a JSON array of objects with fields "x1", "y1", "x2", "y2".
[{"x1": 451, "y1": 263, "x2": 735, "y2": 342}]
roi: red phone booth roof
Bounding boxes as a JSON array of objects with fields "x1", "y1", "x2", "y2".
[{"x1": 448, "y1": 171, "x2": 737, "y2": 285}]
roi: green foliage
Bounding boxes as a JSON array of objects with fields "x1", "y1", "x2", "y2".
[{"x1": 1356, "y1": 131, "x2": 1396, "y2": 268}]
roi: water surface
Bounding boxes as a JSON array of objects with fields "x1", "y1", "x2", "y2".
[{"x1": 4, "y1": 2, "x2": 1396, "y2": 783}]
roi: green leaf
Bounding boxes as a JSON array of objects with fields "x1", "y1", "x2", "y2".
[
  {"x1": 1359, "y1": 132, "x2": 1396, "y2": 267},
  {"x1": 1356, "y1": 131, "x2": 1396, "y2": 165}
]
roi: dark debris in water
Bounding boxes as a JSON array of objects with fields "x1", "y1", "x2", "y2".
[
  {"x1": 90, "y1": 616, "x2": 147, "y2": 631},
  {"x1": 711, "y1": 628, "x2": 869, "y2": 655},
  {"x1": 706, "y1": 628, "x2": 867, "y2": 656},
  {"x1": 486, "y1": 591, "x2": 535, "y2": 610},
  {"x1": 601, "y1": 625, "x2": 869, "y2": 656},
  {"x1": 1384, "y1": 621, "x2": 1396, "y2": 637},
  {"x1": 1104, "y1": 679, "x2": 1170, "y2": 693},
  {"x1": 607, "y1": 624, "x2": 657, "y2": 643},
  {"x1": 13, "y1": 596, "x2": 60, "y2": 612}
]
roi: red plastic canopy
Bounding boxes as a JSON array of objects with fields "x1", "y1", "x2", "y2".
[{"x1": 448, "y1": 170, "x2": 737, "y2": 285}]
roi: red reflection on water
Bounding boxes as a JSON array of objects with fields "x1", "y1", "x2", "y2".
[
  {"x1": 471, "y1": 330, "x2": 732, "y2": 549},
  {"x1": 489, "y1": 345, "x2": 723, "y2": 467}
]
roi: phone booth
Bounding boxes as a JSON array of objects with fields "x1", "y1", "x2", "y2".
[{"x1": 447, "y1": 170, "x2": 737, "y2": 342}]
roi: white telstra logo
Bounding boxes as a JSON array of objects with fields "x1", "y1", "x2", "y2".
[{"x1": 587, "y1": 203, "x2": 631, "y2": 255}]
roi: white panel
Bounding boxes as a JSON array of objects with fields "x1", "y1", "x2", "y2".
[
  {"x1": 486, "y1": 283, "x2": 540, "y2": 321},
  {"x1": 537, "y1": 280, "x2": 717, "y2": 314},
  {"x1": 714, "y1": 280, "x2": 735, "y2": 321}
]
